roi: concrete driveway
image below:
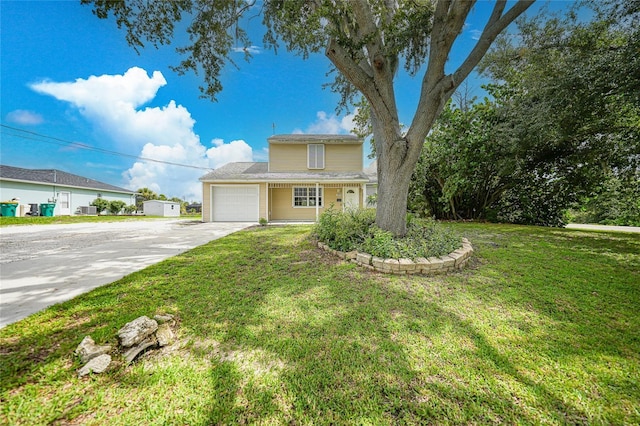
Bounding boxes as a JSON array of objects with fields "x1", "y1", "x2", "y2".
[{"x1": 0, "y1": 219, "x2": 253, "y2": 328}]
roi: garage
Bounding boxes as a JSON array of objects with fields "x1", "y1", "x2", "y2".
[{"x1": 210, "y1": 185, "x2": 259, "y2": 222}]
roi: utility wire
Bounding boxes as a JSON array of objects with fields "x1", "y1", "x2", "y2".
[{"x1": 1, "y1": 124, "x2": 213, "y2": 171}]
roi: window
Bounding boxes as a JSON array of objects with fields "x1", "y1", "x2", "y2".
[
  {"x1": 293, "y1": 187, "x2": 323, "y2": 207},
  {"x1": 308, "y1": 144, "x2": 325, "y2": 169}
]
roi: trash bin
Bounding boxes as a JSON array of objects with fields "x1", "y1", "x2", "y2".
[
  {"x1": 0, "y1": 203, "x2": 18, "y2": 217},
  {"x1": 28, "y1": 203, "x2": 39, "y2": 216},
  {"x1": 40, "y1": 203, "x2": 56, "y2": 217}
]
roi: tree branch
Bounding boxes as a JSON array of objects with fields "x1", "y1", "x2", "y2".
[
  {"x1": 453, "y1": 0, "x2": 535, "y2": 86},
  {"x1": 407, "y1": 0, "x2": 533, "y2": 149}
]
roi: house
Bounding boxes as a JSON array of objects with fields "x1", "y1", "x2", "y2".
[
  {"x1": 0, "y1": 165, "x2": 135, "y2": 216},
  {"x1": 185, "y1": 203, "x2": 202, "y2": 213},
  {"x1": 143, "y1": 200, "x2": 181, "y2": 217},
  {"x1": 200, "y1": 134, "x2": 377, "y2": 222},
  {"x1": 364, "y1": 160, "x2": 378, "y2": 207}
]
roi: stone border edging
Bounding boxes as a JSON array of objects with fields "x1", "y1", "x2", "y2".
[{"x1": 317, "y1": 238, "x2": 473, "y2": 275}]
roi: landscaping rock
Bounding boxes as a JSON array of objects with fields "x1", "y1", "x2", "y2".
[
  {"x1": 356, "y1": 252, "x2": 372, "y2": 266},
  {"x1": 74, "y1": 336, "x2": 112, "y2": 364},
  {"x1": 153, "y1": 314, "x2": 175, "y2": 324},
  {"x1": 78, "y1": 354, "x2": 112, "y2": 377},
  {"x1": 117, "y1": 316, "x2": 158, "y2": 347},
  {"x1": 155, "y1": 322, "x2": 175, "y2": 347},
  {"x1": 72, "y1": 313, "x2": 179, "y2": 375},
  {"x1": 123, "y1": 335, "x2": 158, "y2": 364}
]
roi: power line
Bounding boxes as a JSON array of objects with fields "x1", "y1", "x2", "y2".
[{"x1": 0, "y1": 124, "x2": 213, "y2": 171}]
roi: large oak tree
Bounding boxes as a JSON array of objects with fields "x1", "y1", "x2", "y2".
[{"x1": 84, "y1": 0, "x2": 534, "y2": 236}]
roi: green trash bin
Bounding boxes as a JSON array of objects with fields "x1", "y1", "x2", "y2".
[
  {"x1": 0, "y1": 203, "x2": 18, "y2": 217},
  {"x1": 40, "y1": 203, "x2": 56, "y2": 217}
]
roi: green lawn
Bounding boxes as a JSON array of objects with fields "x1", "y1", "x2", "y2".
[{"x1": 1, "y1": 223, "x2": 638, "y2": 425}]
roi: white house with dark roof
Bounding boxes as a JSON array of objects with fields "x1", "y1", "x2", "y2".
[
  {"x1": 199, "y1": 134, "x2": 377, "y2": 222},
  {"x1": 0, "y1": 165, "x2": 135, "y2": 216}
]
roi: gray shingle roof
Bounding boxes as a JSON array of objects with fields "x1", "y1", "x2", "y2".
[
  {"x1": 364, "y1": 160, "x2": 377, "y2": 183},
  {"x1": 0, "y1": 165, "x2": 134, "y2": 193},
  {"x1": 268, "y1": 134, "x2": 363, "y2": 145},
  {"x1": 200, "y1": 162, "x2": 370, "y2": 182}
]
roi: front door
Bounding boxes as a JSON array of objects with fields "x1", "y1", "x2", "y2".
[
  {"x1": 58, "y1": 191, "x2": 71, "y2": 215},
  {"x1": 343, "y1": 188, "x2": 359, "y2": 211}
]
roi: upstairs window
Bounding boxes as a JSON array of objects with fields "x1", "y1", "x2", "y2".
[{"x1": 308, "y1": 144, "x2": 325, "y2": 169}]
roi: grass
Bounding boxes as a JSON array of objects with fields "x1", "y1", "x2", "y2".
[
  {"x1": 0, "y1": 214, "x2": 200, "y2": 226},
  {"x1": 1, "y1": 223, "x2": 638, "y2": 425}
]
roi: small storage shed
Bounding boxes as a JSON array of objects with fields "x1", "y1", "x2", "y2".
[{"x1": 143, "y1": 200, "x2": 181, "y2": 217}]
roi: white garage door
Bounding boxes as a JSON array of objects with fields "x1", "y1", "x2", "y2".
[{"x1": 211, "y1": 185, "x2": 259, "y2": 222}]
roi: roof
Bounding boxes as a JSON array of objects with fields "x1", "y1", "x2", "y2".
[
  {"x1": 200, "y1": 162, "x2": 370, "y2": 183},
  {"x1": 0, "y1": 165, "x2": 134, "y2": 194},
  {"x1": 364, "y1": 160, "x2": 377, "y2": 183},
  {"x1": 143, "y1": 200, "x2": 180, "y2": 205},
  {"x1": 268, "y1": 134, "x2": 363, "y2": 145}
]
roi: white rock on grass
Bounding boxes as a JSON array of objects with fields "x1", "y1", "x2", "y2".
[
  {"x1": 78, "y1": 354, "x2": 112, "y2": 377},
  {"x1": 74, "y1": 336, "x2": 112, "y2": 364},
  {"x1": 155, "y1": 323, "x2": 175, "y2": 347},
  {"x1": 117, "y1": 316, "x2": 158, "y2": 347}
]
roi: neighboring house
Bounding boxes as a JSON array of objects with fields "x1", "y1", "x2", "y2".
[
  {"x1": 0, "y1": 165, "x2": 135, "y2": 216},
  {"x1": 143, "y1": 200, "x2": 181, "y2": 217},
  {"x1": 186, "y1": 203, "x2": 202, "y2": 213},
  {"x1": 364, "y1": 160, "x2": 378, "y2": 207},
  {"x1": 200, "y1": 134, "x2": 377, "y2": 223}
]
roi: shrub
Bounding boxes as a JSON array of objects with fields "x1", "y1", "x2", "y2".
[
  {"x1": 90, "y1": 198, "x2": 110, "y2": 215},
  {"x1": 314, "y1": 208, "x2": 461, "y2": 260},
  {"x1": 313, "y1": 206, "x2": 376, "y2": 252},
  {"x1": 108, "y1": 200, "x2": 126, "y2": 215},
  {"x1": 361, "y1": 226, "x2": 399, "y2": 259},
  {"x1": 124, "y1": 204, "x2": 137, "y2": 215}
]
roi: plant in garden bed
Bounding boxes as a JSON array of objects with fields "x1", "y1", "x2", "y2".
[{"x1": 313, "y1": 207, "x2": 461, "y2": 260}]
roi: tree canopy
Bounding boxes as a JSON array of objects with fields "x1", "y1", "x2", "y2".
[
  {"x1": 83, "y1": 0, "x2": 533, "y2": 236},
  {"x1": 406, "y1": 0, "x2": 640, "y2": 226}
]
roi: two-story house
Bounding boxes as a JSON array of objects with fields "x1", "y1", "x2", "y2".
[{"x1": 199, "y1": 134, "x2": 376, "y2": 222}]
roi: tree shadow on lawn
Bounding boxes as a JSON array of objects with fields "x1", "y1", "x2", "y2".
[
  {"x1": 448, "y1": 224, "x2": 640, "y2": 419},
  {"x1": 2, "y1": 225, "x2": 630, "y2": 424}
]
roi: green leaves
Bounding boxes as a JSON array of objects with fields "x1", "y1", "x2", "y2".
[{"x1": 410, "y1": 2, "x2": 639, "y2": 226}]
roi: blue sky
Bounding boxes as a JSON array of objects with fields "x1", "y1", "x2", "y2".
[{"x1": 1, "y1": 1, "x2": 569, "y2": 201}]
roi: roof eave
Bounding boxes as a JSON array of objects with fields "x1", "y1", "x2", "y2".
[
  {"x1": 201, "y1": 178, "x2": 371, "y2": 184},
  {"x1": 0, "y1": 177, "x2": 135, "y2": 194}
]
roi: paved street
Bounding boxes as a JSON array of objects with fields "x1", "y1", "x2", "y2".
[
  {"x1": 0, "y1": 219, "x2": 253, "y2": 328},
  {"x1": 565, "y1": 224, "x2": 640, "y2": 233}
]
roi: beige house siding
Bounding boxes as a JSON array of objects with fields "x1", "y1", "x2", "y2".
[
  {"x1": 268, "y1": 186, "x2": 364, "y2": 221},
  {"x1": 269, "y1": 144, "x2": 362, "y2": 172},
  {"x1": 202, "y1": 182, "x2": 211, "y2": 221},
  {"x1": 326, "y1": 145, "x2": 363, "y2": 171},
  {"x1": 259, "y1": 183, "x2": 268, "y2": 220},
  {"x1": 202, "y1": 181, "x2": 367, "y2": 222}
]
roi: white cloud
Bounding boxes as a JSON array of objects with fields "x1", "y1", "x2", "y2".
[
  {"x1": 470, "y1": 29, "x2": 482, "y2": 41},
  {"x1": 206, "y1": 138, "x2": 253, "y2": 169},
  {"x1": 6, "y1": 109, "x2": 44, "y2": 125},
  {"x1": 31, "y1": 67, "x2": 253, "y2": 201},
  {"x1": 294, "y1": 110, "x2": 357, "y2": 134},
  {"x1": 30, "y1": 67, "x2": 195, "y2": 149},
  {"x1": 232, "y1": 45, "x2": 261, "y2": 55}
]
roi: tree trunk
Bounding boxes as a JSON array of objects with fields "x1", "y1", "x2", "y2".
[
  {"x1": 373, "y1": 114, "x2": 423, "y2": 236},
  {"x1": 376, "y1": 160, "x2": 413, "y2": 237}
]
